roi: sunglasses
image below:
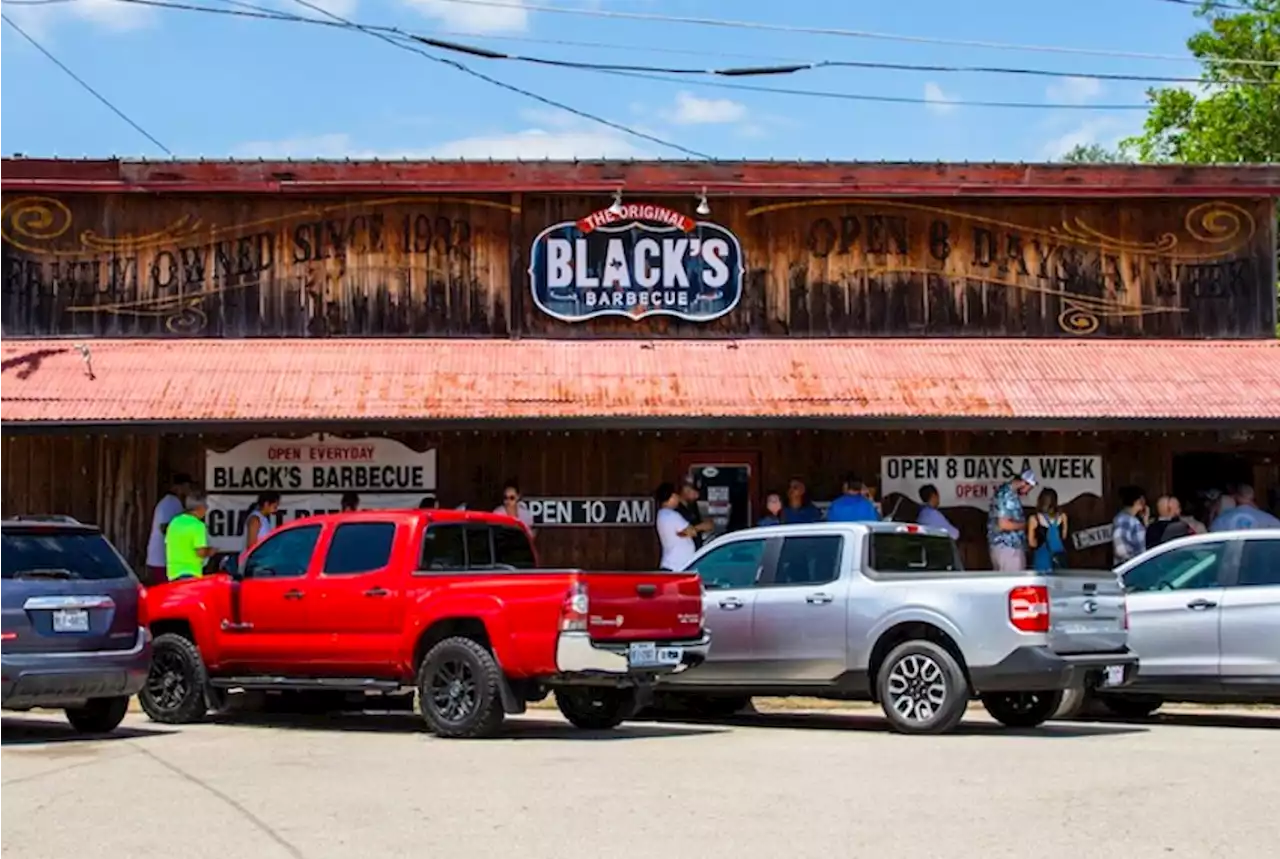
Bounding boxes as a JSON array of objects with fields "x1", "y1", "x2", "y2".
[{"x1": 504, "y1": 494, "x2": 518, "y2": 501}]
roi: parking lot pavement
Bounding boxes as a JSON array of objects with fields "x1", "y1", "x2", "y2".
[{"x1": 4, "y1": 707, "x2": 1278, "y2": 859}]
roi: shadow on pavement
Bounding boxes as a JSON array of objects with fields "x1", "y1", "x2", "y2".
[
  {"x1": 208, "y1": 709, "x2": 725, "y2": 741},
  {"x1": 640, "y1": 709, "x2": 1147, "y2": 738},
  {"x1": 1, "y1": 715, "x2": 173, "y2": 747},
  {"x1": 1078, "y1": 710, "x2": 1280, "y2": 731}
]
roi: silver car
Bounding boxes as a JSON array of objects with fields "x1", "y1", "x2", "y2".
[{"x1": 1095, "y1": 528, "x2": 1280, "y2": 718}]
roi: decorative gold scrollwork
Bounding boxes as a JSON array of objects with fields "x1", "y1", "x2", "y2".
[
  {"x1": 1, "y1": 196, "x2": 73, "y2": 251},
  {"x1": 1184, "y1": 201, "x2": 1254, "y2": 245},
  {"x1": 1057, "y1": 301, "x2": 1101, "y2": 336}
]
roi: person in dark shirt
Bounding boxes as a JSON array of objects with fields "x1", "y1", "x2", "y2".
[
  {"x1": 1147, "y1": 496, "x2": 1192, "y2": 547},
  {"x1": 678, "y1": 479, "x2": 715, "y2": 549},
  {"x1": 782, "y1": 477, "x2": 823, "y2": 524}
]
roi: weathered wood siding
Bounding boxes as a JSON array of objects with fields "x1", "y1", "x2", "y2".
[
  {"x1": 3, "y1": 193, "x2": 1273, "y2": 339},
  {"x1": 7, "y1": 429, "x2": 1277, "y2": 573}
]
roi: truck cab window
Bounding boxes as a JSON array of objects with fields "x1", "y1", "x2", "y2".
[
  {"x1": 870, "y1": 534, "x2": 963, "y2": 573},
  {"x1": 243, "y1": 525, "x2": 321, "y2": 579},
  {"x1": 493, "y1": 526, "x2": 536, "y2": 570},
  {"x1": 693, "y1": 539, "x2": 765, "y2": 590},
  {"x1": 773, "y1": 535, "x2": 842, "y2": 586},
  {"x1": 421, "y1": 525, "x2": 467, "y2": 571},
  {"x1": 324, "y1": 522, "x2": 396, "y2": 576},
  {"x1": 466, "y1": 526, "x2": 494, "y2": 570}
]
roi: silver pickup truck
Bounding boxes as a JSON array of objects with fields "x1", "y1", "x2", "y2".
[{"x1": 659, "y1": 521, "x2": 1137, "y2": 734}]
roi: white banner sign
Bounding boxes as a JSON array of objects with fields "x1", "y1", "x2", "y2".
[
  {"x1": 206, "y1": 434, "x2": 437, "y2": 494},
  {"x1": 880, "y1": 456, "x2": 1102, "y2": 510},
  {"x1": 205, "y1": 435, "x2": 438, "y2": 552},
  {"x1": 206, "y1": 492, "x2": 431, "y2": 552}
]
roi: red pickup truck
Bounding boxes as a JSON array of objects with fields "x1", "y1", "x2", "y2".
[{"x1": 139, "y1": 510, "x2": 709, "y2": 737}]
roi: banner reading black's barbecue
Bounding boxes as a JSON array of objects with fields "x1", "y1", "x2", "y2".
[{"x1": 529, "y1": 203, "x2": 745, "y2": 323}]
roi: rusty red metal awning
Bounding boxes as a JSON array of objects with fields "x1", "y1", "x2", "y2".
[{"x1": 3, "y1": 338, "x2": 1279, "y2": 430}]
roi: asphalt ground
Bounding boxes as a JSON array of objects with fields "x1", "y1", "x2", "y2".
[{"x1": 3, "y1": 703, "x2": 1277, "y2": 859}]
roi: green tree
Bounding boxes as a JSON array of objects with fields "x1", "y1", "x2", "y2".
[
  {"x1": 1122, "y1": 1, "x2": 1279, "y2": 163},
  {"x1": 1060, "y1": 143, "x2": 1132, "y2": 163}
]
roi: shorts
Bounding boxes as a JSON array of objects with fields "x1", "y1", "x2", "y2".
[{"x1": 989, "y1": 545, "x2": 1027, "y2": 572}]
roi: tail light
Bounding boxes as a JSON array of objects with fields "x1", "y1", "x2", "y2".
[
  {"x1": 1009, "y1": 585, "x2": 1050, "y2": 633},
  {"x1": 559, "y1": 580, "x2": 589, "y2": 632},
  {"x1": 136, "y1": 581, "x2": 150, "y2": 629}
]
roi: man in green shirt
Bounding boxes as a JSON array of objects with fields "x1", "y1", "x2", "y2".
[{"x1": 166, "y1": 492, "x2": 213, "y2": 582}]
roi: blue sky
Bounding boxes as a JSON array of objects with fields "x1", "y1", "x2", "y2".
[{"x1": 2, "y1": 0, "x2": 1210, "y2": 161}]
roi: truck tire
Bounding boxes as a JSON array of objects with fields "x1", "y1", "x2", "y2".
[
  {"x1": 876, "y1": 640, "x2": 969, "y2": 735},
  {"x1": 555, "y1": 687, "x2": 637, "y2": 730},
  {"x1": 65, "y1": 696, "x2": 130, "y2": 733},
  {"x1": 417, "y1": 636, "x2": 506, "y2": 739},
  {"x1": 1098, "y1": 694, "x2": 1163, "y2": 720},
  {"x1": 981, "y1": 691, "x2": 1064, "y2": 728},
  {"x1": 139, "y1": 633, "x2": 211, "y2": 724}
]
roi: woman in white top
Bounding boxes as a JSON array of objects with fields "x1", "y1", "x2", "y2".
[
  {"x1": 655, "y1": 482, "x2": 698, "y2": 571},
  {"x1": 245, "y1": 491, "x2": 282, "y2": 551}
]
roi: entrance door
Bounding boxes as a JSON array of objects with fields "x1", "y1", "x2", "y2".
[
  {"x1": 679, "y1": 451, "x2": 760, "y2": 539},
  {"x1": 1172, "y1": 452, "x2": 1256, "y2": 525}
]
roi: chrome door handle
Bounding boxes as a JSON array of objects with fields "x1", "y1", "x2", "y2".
[
  {"x1": 283, "y1": 589, "x2": 305, "y2": 600},
  {"x1": 364, "y1": 587, "x2": 389, "y2": 598},
  {"x1": 805, "y1": 593, "x2": 834, "y2": 605},
  {"x1": 1186, "y1": 598, "x2": 1217, "y2": 610},
  {"x1": 718, "y1": 597, "x2": 744, "y2": 611}
]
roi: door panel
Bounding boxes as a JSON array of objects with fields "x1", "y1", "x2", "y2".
[
  {"x1": 305, "y1": 521, "x2": 404, "y2": 676},
  {"x1": 751, "y1": 535, "x2": 849, "y2": 683},
  {"x1": 1219, "y1": 538, "x2": 1280, "y2": 685},
  {"x1": 1121, "y1": 540, "x2": 1229, "y2": 686},
  {"x1": 665, "y1": 537, "x2": 767, "y2": 685},
  {"x1": 219, "y1": 525, "x2": 321, "y2": 673}
]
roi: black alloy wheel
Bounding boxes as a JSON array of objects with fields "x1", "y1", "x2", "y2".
[{"x1": 138, "y1": 633, "x2": 210, "y2": 724}]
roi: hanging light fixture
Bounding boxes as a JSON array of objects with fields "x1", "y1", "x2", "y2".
[
  {"x1": 607, "y1": 189, "x2": 624, "y2": 216},
  {"x1": 695, "y1": 187, "x2": 711, "y2": 217}
]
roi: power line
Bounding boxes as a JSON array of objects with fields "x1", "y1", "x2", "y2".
[
  {"x1": 1, "y1": 12, "x2": 173, "y2": 155},
  {"x1": 588, "y1": 68, "x2": 1149, "y2": 110},
  {"x1": 283, "y1": 0, "x2": 712, "y2": 159},
  {"x1": 1149, "y1": 0, "x2": 1251, "y2": 11},
  {"x1": 19, "y1": 0, "x2": 1278, "y2": 90},
  {"x1": 424, "y1": 0, "x2": 1280, "y2": 69}
]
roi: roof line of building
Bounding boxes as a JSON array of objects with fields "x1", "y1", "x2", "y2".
[{"x1": 5, "y1": 159, "x2": 1280, "y2": 197}]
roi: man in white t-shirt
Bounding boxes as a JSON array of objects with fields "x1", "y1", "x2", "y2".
[
  {"x1": 493, "y1": 479, "x2": 536, "y2": 539},
  {"x1": 146, "y1": 473, "x2": 193, "y2": 585},
  {"x1": 655, "y1": 482, "x2": 697, "y2": 571}
]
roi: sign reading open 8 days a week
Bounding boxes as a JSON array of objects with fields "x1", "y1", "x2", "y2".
[
  {"x1": 880, "y1": 455, "x2": 1102, "y2": 510},
  {"x1": 529, "y1": 203, "x2": 745, "y2": 322},
  {"x1": 204, "y1": 435, "x2": 437, "y2": 551}
]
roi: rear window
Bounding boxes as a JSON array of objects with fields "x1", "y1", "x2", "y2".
[
  {"x1": 324, "y1": 522, "x2": 396, "y2": 575},
  {"x1": 493, "y1": 526, "x2": 536, "y2": 570},
  {"x1": 869, "y1": 533, "x2": 963, "y2": 573},
  {"x1": 1, "y1": 529, "x2": 133, "y2": 581}
]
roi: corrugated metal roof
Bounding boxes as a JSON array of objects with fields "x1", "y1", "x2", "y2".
[{"x1": 2, "y1": 338, "x2": 1278, "y2": 426}]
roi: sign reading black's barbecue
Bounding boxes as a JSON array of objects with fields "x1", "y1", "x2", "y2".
[{"x1": 529, "y1": 203, "x2": 744, "y2": 322}]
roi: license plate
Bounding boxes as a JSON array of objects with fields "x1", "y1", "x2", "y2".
[
  {"x1": 1103, "y1": 665, "x2": 1126, "y2": 687},
  {"x1": 52, "y1": 609, "x2": 90, "y2": 633},
  {"x1": 628, "y1": 642, "x2": 683, "y2": 668}
]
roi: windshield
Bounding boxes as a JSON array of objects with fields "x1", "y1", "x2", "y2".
[
  {"x1": 1, "y1": 529, "x2": 134, "y2": 580},
  {"x1": 869, "y1": 533, "x2": 964, "y2": 573}
]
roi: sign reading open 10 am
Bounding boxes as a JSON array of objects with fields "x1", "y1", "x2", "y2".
[{"x1": 529, "y1": 203, "x2": 745, "y2": 323}]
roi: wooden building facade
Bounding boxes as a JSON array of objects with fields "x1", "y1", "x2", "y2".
[{"x1": 3, "y1": 159, "x2": 1279, "y2": 572}]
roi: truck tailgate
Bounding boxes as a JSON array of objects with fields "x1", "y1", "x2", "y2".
[
  {"x1": 581, "y1": 572, "x2": 703, "y2": 642},
  {"x1": 1045, "y1": 570, "x2": 1127, "y2": 654}
]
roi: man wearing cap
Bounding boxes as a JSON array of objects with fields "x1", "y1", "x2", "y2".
[{"x1": 986, "y1": 470, "x2": 1036, "y2": 572}]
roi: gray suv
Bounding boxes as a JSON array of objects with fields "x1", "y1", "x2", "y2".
[{"x1": 1, "y1": 517, "x2": 152, "y2": 733}]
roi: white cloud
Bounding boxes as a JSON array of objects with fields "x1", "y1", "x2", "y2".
[
  {"x1": 665, "y1": 91, "x2": 747, "y2": 125},
  {"x1": 402, "y1": 0, "x2": 529, "y2": 34},
  {"x1": 1045, "y1": 76, "x2": 1104, "y2": 105},
  {"x1": 923, "y1": 82, "x2": 957, "y2": 116},
  {"x1": 7, "y1": 0, "x2": 154, "y2": 34},
  {"x1": 231, "y1": 126, "x2": 649, "y2": 160},
  {"x1": 1038, "y1": 117, "x2": 1124, "y2": 160}
]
